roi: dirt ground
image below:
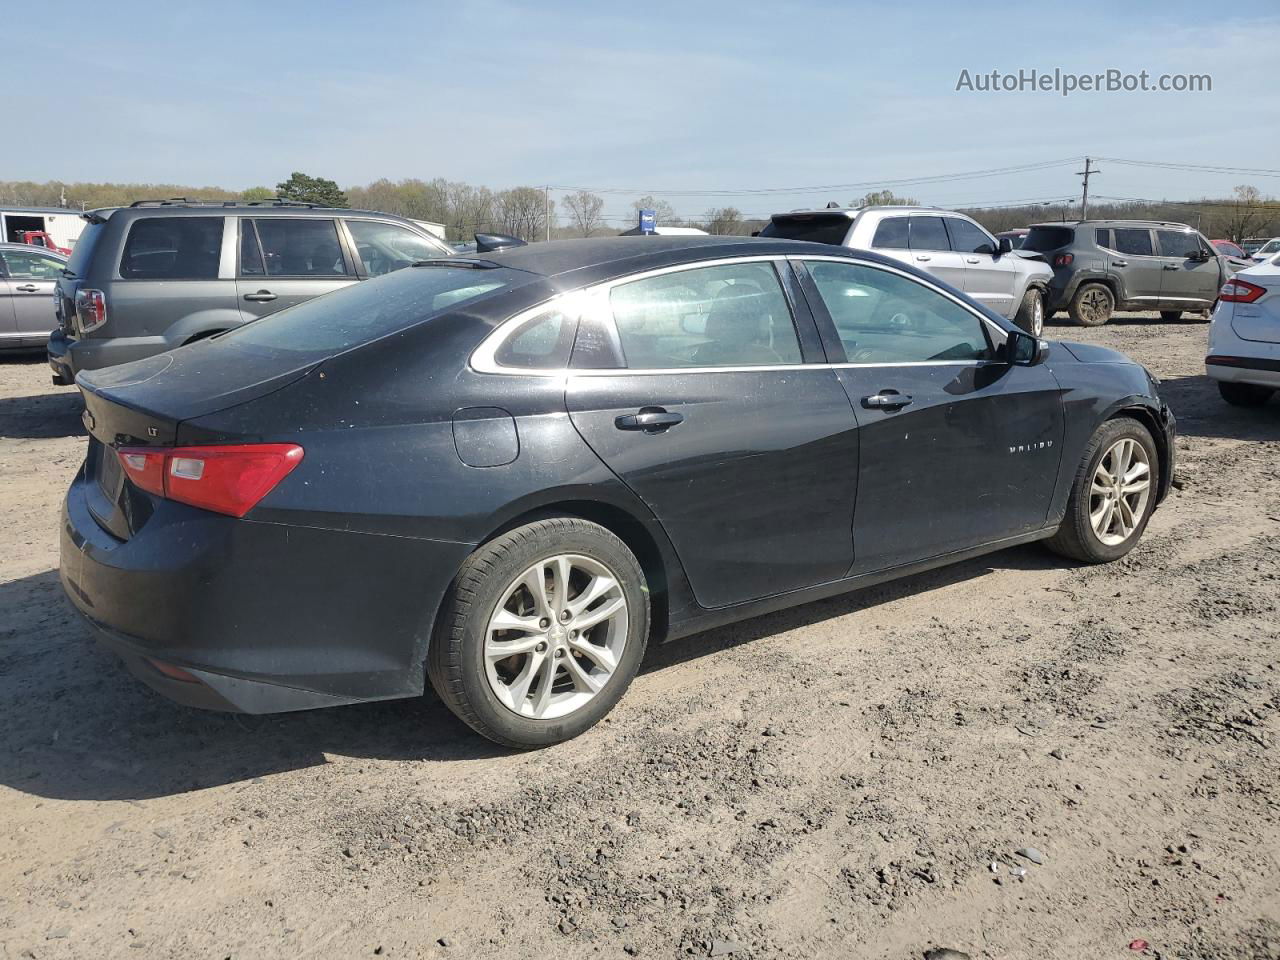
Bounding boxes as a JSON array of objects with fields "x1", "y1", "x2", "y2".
[{"x1": 1, "y1": 315, "x2": 1278, "y2": 960}]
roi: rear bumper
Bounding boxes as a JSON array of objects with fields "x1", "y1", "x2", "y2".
[
  {"x1": 47, "y1": 330, "x2": 75, "y2": 385},
  {"x1": 1205, "y1": 355, "x2": 1280, "y2": 389},
  {"x1": 47, "y1": 329, "x2": 174, "y2": 378},
  {"x1": 60, "y1": 468, "x2": 473, "y2": 713}
]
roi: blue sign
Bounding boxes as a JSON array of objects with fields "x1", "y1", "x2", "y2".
[{"x1": 638, "y1": 209, "x2": 657, "y2": 234}]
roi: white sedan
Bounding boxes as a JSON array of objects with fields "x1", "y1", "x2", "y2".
[
  {"x1": 1206, "y1": 261, "x2": 1280, "y2": 406},
  {"x1": 1250, "y1": 237, "x2": 1280, "y2": 263}
]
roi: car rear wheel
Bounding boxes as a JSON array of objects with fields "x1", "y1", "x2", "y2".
[
  {"x1": 1045, "y1": 418, "x2": 1158, "y2": 564},
  {"x1": 1069, "y1": 283, "x2": 1114, "y2": 327},
  {"x1": 428, "y1": 518, "x2": 649, "y2": 749},
  {"x1": 1218, "y1": 381, "x2": 1274, "y2": 407},
  {"x1": 1014, "y1": 287, "x2": 1045, "y2": 336},
  {"x1": 1160, "y1": 310, "x2": 1182, "y2": 322}
]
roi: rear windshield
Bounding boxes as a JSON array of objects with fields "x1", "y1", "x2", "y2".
[
  {"x1": 65, "y1": 221, "x2": 106, "y2": 277},
  {"x1": 759, "y1": 215, "x2": 851, "y2": 245},
  {"x1": 218, "y1": 263, "x2": 529, "y2": 358},
  {"x1": 1022, "y1": 226, "x2": 1074, "y2": 252}
]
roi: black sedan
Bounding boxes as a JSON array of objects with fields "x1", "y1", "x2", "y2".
[{"x1": 60, "y1": 236, "x2": 1175, "y2": 748}]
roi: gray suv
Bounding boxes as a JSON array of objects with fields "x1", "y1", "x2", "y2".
[
  {"x1": 760, "y1": 206, "x2": 1053, "y2": 334},
  {"x1": 49, "y1": 199, "x2": 452, "y2": 383},
  {"x1": 1024, "y1": 220, "x2": 1230, "y2": 326}
]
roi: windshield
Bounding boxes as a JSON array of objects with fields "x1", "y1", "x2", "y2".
[
  {"x1": 218, "y1": 264, "x2": 530, "y2": 358},
  {"x1": 759, "y1": 214, "x2": 852, "y2": 245},
  {"x1": 1022, "y1": 226, "x2": 1074, "y2": 252},
  {"x1": 1258, "y1": 239, "x2": 1280, "y2": 255}
]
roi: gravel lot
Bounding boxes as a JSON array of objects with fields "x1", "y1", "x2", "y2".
[{"x1": 2, "y1": 316, "x2": 1278, "y2": 960}]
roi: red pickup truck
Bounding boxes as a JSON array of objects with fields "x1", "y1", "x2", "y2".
[{"x1": 18, "y1": 230, "x2": 72, "y2": 256}]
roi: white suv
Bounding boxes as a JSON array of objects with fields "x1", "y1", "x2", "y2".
[
  {"x1": 1206, "y1": 261, "x2": 1280, "y2": 407},
  {"x1": 761, "y1": 206, "x2": 1054, "y2": 335}
]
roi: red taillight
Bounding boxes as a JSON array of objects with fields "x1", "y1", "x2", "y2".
[
  {"x1": 75, "y1": 289, "x2": 108, "y2": 333},
  {"x1": 117, "y1": 444, "x2": 304, "y2": 518},
  {"x1": 1052, "y1": 253, "x2": 1074, "y2": 267},
  {"x1": 1219, "y1": 278, "x2": 1267, "y2": 303}
]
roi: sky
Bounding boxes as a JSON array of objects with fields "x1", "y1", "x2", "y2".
[{"x1": 12, "y1": 0, "x2": 1279, "y2": 224}]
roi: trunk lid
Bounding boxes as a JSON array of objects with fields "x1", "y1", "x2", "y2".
[{"x1": 1230, "y1": 263, "x2": 1280, "y2": 344}]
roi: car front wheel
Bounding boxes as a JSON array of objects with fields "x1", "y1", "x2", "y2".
[
  {"x1": 428, "y1": 518, "x2": 650, "y2": 749},
  {"x1": 1014, "y1": 287, "x2": 1045, "y2": 336},
  {"x1": 1045, "y1": 418, "x2": 1159, "y2": 564}
]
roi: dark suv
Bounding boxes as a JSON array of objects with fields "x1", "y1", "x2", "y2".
[
  {"x1": 1025, "y1": 220, "x2": 1229, "y2": 326},
  {"x1": 49, "y1": 199, "x2": 452, "y2": 383}
]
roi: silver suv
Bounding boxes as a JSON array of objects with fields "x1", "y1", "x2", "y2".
[
  {"x1": 760, "y1": 206, "x2": 1053, "y2": 334},
  {"x1": 49, "y1": 199, "x2": 453, "y2": 383}
]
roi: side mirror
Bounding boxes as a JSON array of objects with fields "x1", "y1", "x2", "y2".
[
  {"x1": 997, "y1": 237, "x2": 1014, "y2": 255},
  {"x1": 1188, "y1": 249, "x2": 1210, "y2": 262},
  {"x1": 1006, "y1": 329, "x2": 1048, "y2": 366}
]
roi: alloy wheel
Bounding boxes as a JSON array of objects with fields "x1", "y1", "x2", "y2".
[
  {"x1": 1081, "y1": 288, "x2": 1110, "y2": 324},
  {"x1": 1031, "y1": 294, "x2": 1045, "y2": 336},
  {"x1": 483, "y1": 554, "x2": 629, "y2": 720},
  {"x1": 1089, "y1": 437, "x2": 1152, "y2": 546}
]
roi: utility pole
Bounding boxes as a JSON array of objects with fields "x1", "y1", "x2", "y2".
[
  {"x1": 1076, "y1": 157, "x2": 1098, "y2": 219},
  {"x1": 544, "y1": 185, "x2": 551, "y2": 242}
]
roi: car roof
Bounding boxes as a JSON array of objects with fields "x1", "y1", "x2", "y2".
[
  {"x1": 1028, "y1": 219, "x2": 1195, "y2": 229},
  {"x1": 771, "y1": 205, "x2": 945, "y2": 219},
  {"x1": 0, "y1": 241, "x2": 68, "y2": 258},
  {"x1": 475, "y1": 235, "x2": 861, "y2": 278},
  {"x1": 84, "y1": 203, "x2": 420, "y2": 222}
]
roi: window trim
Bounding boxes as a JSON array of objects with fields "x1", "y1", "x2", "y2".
[{"x1": 471, "y1": 254, "x2": 1010, "y2": 376}]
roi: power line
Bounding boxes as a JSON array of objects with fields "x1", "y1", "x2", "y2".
[{"x1": 1094, "y1": 157, "x2": 1280, "y2": 179}]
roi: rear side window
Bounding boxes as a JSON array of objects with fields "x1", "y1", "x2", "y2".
[
  {"x1": 219, "y1": 264, "x2": 523, "y2": 358},
  {"x1": 1112, "y1": 228, "x2": 1154, "y2": 256},
  {"x1": 805, "y1": 259, "x2": 991, "y2": 364},
  {"x1": 492, "y1": 308, "x2": 578, "y2": 369},
  {"x1": 944, "y1": 217, "x2": 995, "y2": 254},
  {"x1": 908, "y1": 216, "x2": 950, "y2": 251},
  {"x1": 1022, "y1": 226, "x2": 1074, "y2": 252},
  {"x1": 120, "y1": 217, "x2": 223, "y2": 280},
  {"x1": 758, "y1": 215, "x2": 851, "y2": 245},
  {"x1": 608, "y1": 262, "x2": 802, "y2": 369},
  {"x1": 1095, "y1": 228, "x2": 1112, "y2": 249},
  {"x1": 870, "y1": 217, "x2": 909, "y2": 249},
  {"x1": 243, "y1": 218, "x2": 350, "y2": 277}
]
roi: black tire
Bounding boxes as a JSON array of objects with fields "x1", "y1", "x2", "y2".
[
  {"x1": 1159, "y1": 310, "x2": 1182, "y2": 322},
  {"x1": 1014, "y1": 287, "x2": 1045, "y2": 336},
  {"x1": 427, "y1": 518, "x2": 650, "y2": 749},
  {"x1": 1045, "y1": 418, "x2": 1159, "y2": 564},
  {"x1": 1068, "y1": 283, "x2": 1114, "y2": 327},
  {"x1": 1218, "y1": 381, "x2": 1274, "y2": 407}
]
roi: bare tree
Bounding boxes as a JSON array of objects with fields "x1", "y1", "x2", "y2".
[
  {"x1": 1223, "y1": 185, "x2": 1268, "y2": 243},
  {"x1": 853, "y1": 190, "x2": 918, "y2": 208},
  {"x1": 704, "y1": 206, "x2": 745, "y2": 236},
  {"x1": 563, "y1": 190, "x2": 605, "y2": 237},
  {"x1": 632, "y1": 195, "x2": 677, "y2": 227},
  {"x1": 494, "y1": 186, "x2": 554, "y2": 242}
]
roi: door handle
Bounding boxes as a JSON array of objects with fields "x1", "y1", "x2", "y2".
[
  {"x1": 243, "y1": 290, "x2": 278, "y2": 302},
  {"x1": 862, "y1": 391, "x2": 913, "y2": 410},
  {"x1": 15, "y1": 284, "x2": 38, "y2": 292},
  {"x1": 1112, "y1": 259, "x2": 1128, "y2": 267},
  {"x1": 915, "y1": 255, "x2": 932, "y2": 262},
  {"x1": 1163, "y1": 264, "x2": 1181, "y2": 271},
  {"x1": 965, "y1": 257, "x2": 981, "y2": 264},
  {"x1": 615, "y1": 407, "x2": 684, "y2": 432}
]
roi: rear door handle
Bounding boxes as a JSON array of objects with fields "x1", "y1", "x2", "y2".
[
  {"x1": 915, "y1": 255, "x2": 931, "y2": 262},
  {"x1": 965, "y1": 257, "x2": 981, "y2": 264},
  {"x1": 1112, "y1": 259, "x2": 1128, "y2": 267},
  {"x1": 243, "y1": 290, "x2": 278, "y2": 302},
  {"x1": 1163, "y1": 264, "x2": 1181, "y2": 271},
  {"x1": 615, "y1": 408, "x2": 684, "y2": 432},
  {"x1": 862, "y1": 391, "x2": 913, "y2": 410},
  {"x1": 15, "y1": 284, "x2": 38, "y2": 292}
]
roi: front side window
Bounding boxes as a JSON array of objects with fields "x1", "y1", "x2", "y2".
[
  {"x1": 243, "y1": 218, "x2": 349, "y2": 277},
  {"x1": 1156, "y1": 230, "x2": 1199, "y2": 259},
  {"x1": 870, "y1": 217, "x2": 909, "y2": 249},
  {"x1": 805, "y1": 260, "x2": 991, "y2": 364},
  {"x1": 120, "y1": 217, "x2": 223, "y2": 280},
  {"x1": 608, "y1": 261, "x2": 802, "y2": 369},
  {"x1": 908, "y1": 216, "x2": 950, "y2": 252},
  {"x1": 944, "y1": 217, "x2": 996, "y2": 254},
  {"x1": 1112, "y1": 228, "x2": 1154, "y2": 257},
  {"x1": 2, "y1": 249, "x2": 64, "y2": 279},
  {"x1": 346, "y1": 220, "x2": 442, "y2": 277}
]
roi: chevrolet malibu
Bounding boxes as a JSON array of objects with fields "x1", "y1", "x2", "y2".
[{"x1": 61, "y1": 236, "x2": 1175, "y2": 748}]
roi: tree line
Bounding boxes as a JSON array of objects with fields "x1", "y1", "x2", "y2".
[{"x1": 1, "y1": 175, "x2": 1276, "y2": 243}]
